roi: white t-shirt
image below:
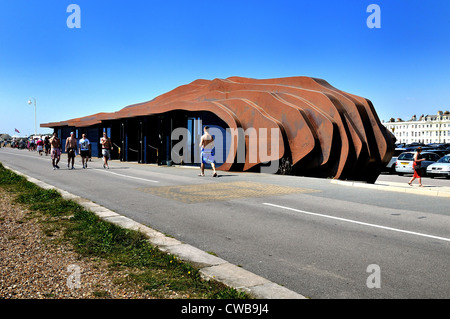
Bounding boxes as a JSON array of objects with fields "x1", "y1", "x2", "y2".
[{"x1": 79, "y1": 138, "x2": 90, "y2": 151}]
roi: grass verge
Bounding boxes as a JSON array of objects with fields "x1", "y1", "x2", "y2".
[{"x1": 0, "y1": 163, "x2": 248, "y2": 299}]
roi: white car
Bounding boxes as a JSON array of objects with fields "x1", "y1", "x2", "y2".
[
  {"x1": 426, "y1": 155, "x2": 450, "y2": 178},
  {"x1": 384, "y1": 148, "x2": 407, "y2": 174},
  {"x1": 395, "y1": 151, "x2": 441, "y2": 176}
]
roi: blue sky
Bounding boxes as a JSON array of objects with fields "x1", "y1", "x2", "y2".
[{"x1": 1, "y1": 0, "x2": 449, "y2": 136}]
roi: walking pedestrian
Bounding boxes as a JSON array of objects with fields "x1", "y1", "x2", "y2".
[
  {"x1": 36, "y1": 138, "x2": 44, "y2": 156},
  {"x1": 408, "y1": 147, "x2": 425, "y2": 187},
  {"x1": 199, "y1": 126, "x2": 217, "y2": 177},
  {"x1": 49, "y1": 132, "x2": 61, "y2": 169},
  {"x1": 44, "y1": 136, "x2": 50, "y2": 156},
  {"x1": 78, "y1": 134, "x2": 90, "y2": 169},
  {"x1": 100, "y1": 132, "x2": 113, "y2": 169},
  {"x1": 65, "y1": 132, "x2": 77, "y2": 169}
]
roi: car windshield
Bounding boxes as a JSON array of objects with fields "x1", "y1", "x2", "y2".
[
  {"x1": 437, "y1": 155, "x2": 450, "y2": 163},
  {"x1": 393, "y1": 149, "x2": 406, "y2": 156},
  {"x1": 398, "y1": 153, "x2": 414, "y2": 160}
]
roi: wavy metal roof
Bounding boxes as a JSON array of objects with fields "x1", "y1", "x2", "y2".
[{"x1": 41, "y1": 76, "x2": 395, "y2": 181}]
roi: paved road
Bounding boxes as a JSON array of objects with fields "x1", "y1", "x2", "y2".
[{"x1": 1, "y1": 147, "x2": 449, "y2": 298}]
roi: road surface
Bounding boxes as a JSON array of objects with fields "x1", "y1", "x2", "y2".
[{"x1": 1, "y1": 147, "x2": 449, "y2": 298}]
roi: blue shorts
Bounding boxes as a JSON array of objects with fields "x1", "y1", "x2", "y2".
[{"x1": 201, "y1": 148, "x2": 215, "y2": 164}]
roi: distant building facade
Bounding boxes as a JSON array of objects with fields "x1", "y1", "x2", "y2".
[{"x1": 383, "y1": 111, "x2": 450, "y2": 145}]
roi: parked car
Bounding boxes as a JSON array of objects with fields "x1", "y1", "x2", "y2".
[
  {"x1": 405, "y1": 146, "x2": 433, "y2": 152},
  {"x1": 426, "y1": 155, "x2": 450, "y2": 178},
  {"x1": 426, "y1": 149, "x2": 449, "y2": 158},
  {"x1": 395, "y1": 151, "x2": 441, "y2": 176},
  {"x1": 384, "y1": 148, "x2": 407, "y2": 174},
  {"x1": 427, "y1": 143, "x2": 450, "y2": 150}
]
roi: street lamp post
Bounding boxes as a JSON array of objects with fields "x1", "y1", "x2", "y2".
[{"x1": 27, "y1": 98, "x2": 36, "y2": 136}]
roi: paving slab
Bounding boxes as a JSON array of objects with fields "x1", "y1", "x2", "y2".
[{"x1": 331, "y1": 179, "x2": 450, "y2": 198}]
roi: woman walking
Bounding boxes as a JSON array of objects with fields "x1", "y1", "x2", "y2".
[{"x1": 408, "y1": 147, "x2": 425, "y2": 187}]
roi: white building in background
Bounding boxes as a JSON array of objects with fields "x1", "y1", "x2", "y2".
[{"x1": 383, "y1": 111, "x2": 450, "y2": 145}]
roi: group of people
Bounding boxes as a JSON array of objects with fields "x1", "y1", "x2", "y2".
[
  {"x1": 47, "y1": 131, "x2": 113, "y2": 170},
  {"x1": 35, "y1": 137, "x2": 49, "y2": 156},
  {"x1": 11, "y1": 136, "x2": 51, "y2": 154},
  {"x1": 11, "y1": 126, "x2": 217, "y2": 176}
]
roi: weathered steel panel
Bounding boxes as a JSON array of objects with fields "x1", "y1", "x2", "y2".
[{"x1": 41, "y1": 76, "x2": 395, "y2": 182}]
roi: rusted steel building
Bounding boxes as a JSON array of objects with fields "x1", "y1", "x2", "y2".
[{"x1": 41, "y1": 76, "x2": 395, "y2": 183}]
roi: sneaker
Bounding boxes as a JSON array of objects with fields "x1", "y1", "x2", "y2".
[
  {"x1": 53, "y1": 166, "x2": 56, "y2": 170},
  {"x1": 55, "y1": 165, "x2": 60, "y2": 169},
  {"x1": 103, "y1": 164, "x2": 106, "y2": 169}
]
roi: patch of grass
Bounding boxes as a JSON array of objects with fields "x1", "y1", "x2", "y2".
[
  {"x1": 64, "y1": 209, "x2": 245, "y2": 298},
  {"x1": 0, "y1": 165, "x2": 27, "y2": 185},
  {"x1": 0, "y1": 162, "x2": 248, "y2": 299}
]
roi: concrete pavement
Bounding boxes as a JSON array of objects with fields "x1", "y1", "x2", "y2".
[
  {"x1": 331, "y1": 179, "x2": 450, "y2": 198},
  {"x1": 3, "y1": 163, "x2": 306, "y2": 300}
]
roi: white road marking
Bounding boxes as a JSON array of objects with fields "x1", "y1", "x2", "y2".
[
  {"x1": 263, "y1": 202, "x2": 450, "y2": 243},
  {"x1": 1, "y1": 149, "x2": 159, "y2": 183},
  {"x1": 97, "y1": 169, "x2": 159, "y2": 183}
]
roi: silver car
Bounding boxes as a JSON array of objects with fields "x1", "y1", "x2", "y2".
[
  {"x1": 395, "y1": 151, "x2": 441, "y2": 176},
  {"x1": 426, "y1": 155, "x2": 450, "y2": 178}
]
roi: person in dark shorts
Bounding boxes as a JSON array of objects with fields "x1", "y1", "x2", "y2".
[
  {"x1": 65, "y1": 132, "x2": 77, "y2": 169},
  {"x1": 49, "y1": 132, "x2": 61, "y2": 170},
  {"x1": 78, "y1": 134, "x2": 90, "y2": 169},
  {"x1": 44, "y1": 136, "x2": 50, "y2": 155}
]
